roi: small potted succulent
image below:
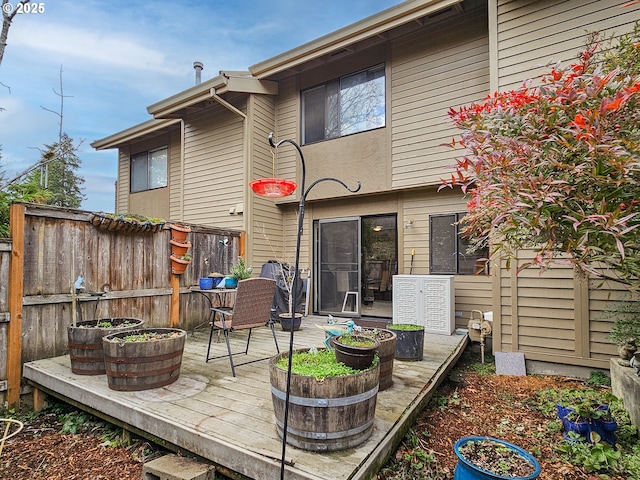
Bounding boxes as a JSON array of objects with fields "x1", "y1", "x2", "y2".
[{"x1": 225, "y1": 256, "x2": 253, "y2": 288}]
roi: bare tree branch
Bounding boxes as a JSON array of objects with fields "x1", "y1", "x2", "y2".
[{"x1": 1, "y1": 0, "x2": 31, "y2": 68}]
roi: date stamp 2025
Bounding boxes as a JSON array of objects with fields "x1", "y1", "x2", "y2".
[{"x1": 2, "y1": 2, "x2": 46, "y2": 15}]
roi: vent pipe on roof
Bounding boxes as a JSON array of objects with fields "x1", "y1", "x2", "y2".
[{"x1": 193, "y1": 61, "x2": 203, "y2": 85}]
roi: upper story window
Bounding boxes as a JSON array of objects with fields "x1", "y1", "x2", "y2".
[
  {"x1": 429, "y1": 213, "x2": 489, "y2": 275},
  {"x1": 302, "y1": 64, "x2": 385, "y2": 144},
  {"x1": 131, "y1": 146, "x2": 168, "y2": 193}
]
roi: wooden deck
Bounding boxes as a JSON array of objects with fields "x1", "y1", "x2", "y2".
[{"x1": 23, "y1": 317, "x2": 468, "y2": 480}]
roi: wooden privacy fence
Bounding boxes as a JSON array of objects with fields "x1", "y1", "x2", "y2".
[{"x1": 3, "y1": 203, "x2": 244, "y2": 408}]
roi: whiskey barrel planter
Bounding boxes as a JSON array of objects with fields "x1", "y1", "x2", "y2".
[
  {"x1": 102, "y1": 328, "x2": 186, "y2": 391},
  {"x1": 269, "y1": 349, "x2": 379, "y2": 452},
  {"x1": 362, "y1": 328, "x2": 397, "y2": 391},
  {"x1": 67, "y1": 318, "x2": 145, "y2": 375}
]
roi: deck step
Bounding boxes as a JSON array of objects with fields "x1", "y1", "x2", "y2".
[{"x1": 142, "y1": 454, "x2": 215, "y2": 480}]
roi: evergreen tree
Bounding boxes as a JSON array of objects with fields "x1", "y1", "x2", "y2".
[{"x1": 28, "y1": 133, "x2": 86, "y2": 208}]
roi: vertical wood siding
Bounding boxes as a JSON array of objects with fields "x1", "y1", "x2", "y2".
[
  {"x1": 7, "y1": 204, "x2": 241, "y2": 366},
  {"x1": 390, "y1": 0, "x2": 489, "y2": 188}
]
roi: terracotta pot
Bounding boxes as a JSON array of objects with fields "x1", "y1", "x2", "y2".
[
  {"x1": 170, "y1": 254, "x2": 191, "y2": 275},
  {"x1": 170, "y1": 239, "x2": 192, "y2": 257},
  {"x1": 170, "y1": 224, "x2": 191, "y2": 243}
]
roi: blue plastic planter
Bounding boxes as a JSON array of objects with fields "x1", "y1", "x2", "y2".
[
  {"x1": 453, "y1": 436, "x2": 541, "y2": 480},
  {"x1": 223, "y1": 276, "x2": 238, "y2": 289},
  {"x1": 199, "y1": 277, "x2": 214, "y2": 290},
  {"x1": 556, "y1": 403, "x2": 617, "y2": 445}
]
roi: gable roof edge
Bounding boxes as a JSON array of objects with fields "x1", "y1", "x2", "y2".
[{"x1": 91, "y1": 118, "x2": 181, "y2": 150}]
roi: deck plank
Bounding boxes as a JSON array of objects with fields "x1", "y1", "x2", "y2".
[{"x1": 23, "y1": 316, "x2": 468, "y2": 480}]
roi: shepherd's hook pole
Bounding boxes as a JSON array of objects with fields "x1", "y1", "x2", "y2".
[{"x1": 269, "y1": 133, "x2": 360, "y2": 480}]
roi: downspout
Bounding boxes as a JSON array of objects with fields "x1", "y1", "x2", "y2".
[
  {"x1": 180, "y1": 119, "x2": 185, "y2": 220},
  {"x1": 209, "y1": 89, "x2": 249, "y2": 259}
]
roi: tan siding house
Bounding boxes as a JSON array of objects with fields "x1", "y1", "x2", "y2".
[{"x1": 92, "y1": 0, "x2": 640, "y2": 374}]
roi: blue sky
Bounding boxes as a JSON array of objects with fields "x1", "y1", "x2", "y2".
[{"x1": 0, "y1": 0, "x2": 402, "y2": 212}]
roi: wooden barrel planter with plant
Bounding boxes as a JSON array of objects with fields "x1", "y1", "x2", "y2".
[
  {"x1": 387, "y1": 323, "x2": 424, "y2": 361},
  {"x1": 269, "y1": 348, "x2": 379, "y2": 452},
  {"x1": 102, "y1": 328, "x2": 186, "y2": 391},
  {"x1": 362, "y1": 327, "x2": 397, "y2": 391},
  {"x1": 67, "y1": 318, "x2": 145, "y2": 375}
]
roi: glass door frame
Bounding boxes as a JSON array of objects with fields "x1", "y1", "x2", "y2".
[{"x1": 314, "y1": 217, "x2": 362, "y2": 317}]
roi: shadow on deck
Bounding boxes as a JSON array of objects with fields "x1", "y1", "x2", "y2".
[{"x1": 23, "y1": 316, "x2": 468, "y2": 480}]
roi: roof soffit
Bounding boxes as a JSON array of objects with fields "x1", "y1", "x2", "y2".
[
  {"x1": 249, "y1": 0, "x2": 463, "y2": 79},
  {"x1": 91, "y1": 118, "x2": 181, "y2": 150},
  {"x1": 147, "y1": 72, "x2": 277, "y2": 119}
]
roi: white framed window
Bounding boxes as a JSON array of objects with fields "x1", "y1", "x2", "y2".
[
  {"x1": 302, "y1": 64, "x2": 385, "y2": 144},
  {"x1": 131, "y1": 146, "x2": 168, "y2": 193},
  {"x1": 429, "y1": 213, "x2": 489, "y2": 275}
]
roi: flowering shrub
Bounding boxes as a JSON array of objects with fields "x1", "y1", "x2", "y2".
[{"x1": 442, "y1": 24, "x2": 640, "y2": 288}]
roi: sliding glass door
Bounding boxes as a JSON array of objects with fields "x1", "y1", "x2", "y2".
[{"x1": 317, "y1": 218, "x2": 361, "y2": 316}]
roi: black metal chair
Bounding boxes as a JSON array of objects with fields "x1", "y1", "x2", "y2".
[{"x1": 205, "y1": 277, "x2": 279, "y2": 376}]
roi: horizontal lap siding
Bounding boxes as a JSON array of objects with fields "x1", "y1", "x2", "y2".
[
  {"x1": 249, "y1": 94, "x2": 284, "y2": 268},
  {"x1": 169, "y1": 129, "x2": 182, "y2": 219},
  {"x1": 497, "y1": 0, "x2": 640, "y2": 90},
  {"x1": 495, "y1": 0, "x2": 640, "y2": 367},
  {"x1": 390, "y1": 0, "x2": 489, "y2": 188},
  {"x1": 117, "y1": 148, "x2": 130, "y2": 213},
  {"x1": 183, "y1": 99, "x2": 246, "y2": 228},
  {"x1": 498, "y1": 251, "x2": 622, "y2": 366},
  {"x1": 402, "y1": 189, "x2": 492, "y2": 329}
]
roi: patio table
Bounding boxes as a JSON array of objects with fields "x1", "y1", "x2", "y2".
[{"x1": 188, "y1": 286, "x2": 237, "y2": 336}]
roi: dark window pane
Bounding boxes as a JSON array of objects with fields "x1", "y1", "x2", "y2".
[
  {"x1": 303, "y1": 86, "x2": 326, "y2": 144},
  {"x1": 131, "y1": 152, "x2": 148, "y2": 192},
  {"x1": 430, "y1": 215, "x2": 457, "y2": 274}
]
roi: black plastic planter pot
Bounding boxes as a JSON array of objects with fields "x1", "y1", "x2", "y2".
[{"x1": 387, "y1": 324, "x2": 424, "y2": 361}]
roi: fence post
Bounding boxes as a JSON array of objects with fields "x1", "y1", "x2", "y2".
[
  {"x1": 7, "y1": 203, "x2": 25, "y2": 409},
  {"x1": 170, "y1": 274, "x2": 180, "y2": 328}
]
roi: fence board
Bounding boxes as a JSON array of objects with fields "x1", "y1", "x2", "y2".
[{"x1": 2, "y1": 203, "x2": 243, "y2": 407}]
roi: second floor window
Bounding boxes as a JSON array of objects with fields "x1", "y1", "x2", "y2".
[
  {"x1": 302, "y1": 64, "x2": 385, "y2": 144},
  {"x1": 131, "y1": 147, "x2": 168, "y2": 193}
]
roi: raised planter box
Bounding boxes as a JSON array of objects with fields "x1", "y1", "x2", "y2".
[{"x1": 610, "y1": 358, "x2": 640, "y2": 430}]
